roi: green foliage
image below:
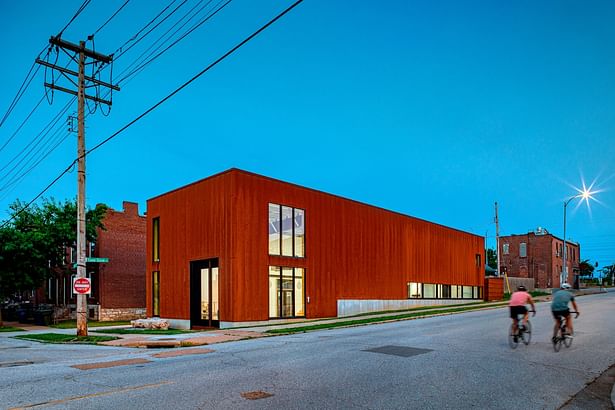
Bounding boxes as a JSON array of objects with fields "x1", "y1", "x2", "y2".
[
  {"x1": 486, "y1": 248, "x2": 497, "y2": 269},
  {"x1": 0, "y1": 326, "x2": 25, "y2": 332},
  {"x1": 600, "y1": 264, "x2": 615, "y2": 286},
  {"x1": 578, "y1": 259, "x2": 595, "y2": 277},
  {"x1": 0, "y1": 198, "x2": 107, "y2": 299}
]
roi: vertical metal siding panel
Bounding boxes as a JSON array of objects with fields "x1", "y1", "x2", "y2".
[{"x1": 148, "y1": 170, "x2": 485, "y2": 323}]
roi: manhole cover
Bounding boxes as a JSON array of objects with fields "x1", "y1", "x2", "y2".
[
  {"x1": 241, "y1": 391, "x2": 274, "y2": 400},
  {"x1": 363, "y1": 345, "x2": 433, "y2": 358}
]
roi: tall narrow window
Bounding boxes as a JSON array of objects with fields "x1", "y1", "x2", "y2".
[
  {"x1": 503, "y1": 243, "x2": 509, "y2": 255},
  {"x1": 294, "y1": 209, "x2": 305, "y2": 257},
  {"x1": 281, "y1": 206, "x2": 293, "y2": 256},
  {"x1": 268, "y1": 204, "x2": 281, "y2": 255},
  {"x1": 153, "y1": 271, "x2": 160, "y2": 317},
  {"x1": 269, "y1": 266, "x2": 281, "y2": 318},
  {"x1": 519, "y1": 242, "x2": 527, "y2": 258},
  {"x1": 475, "y1": 254, "x2": 481, "y2": 267},
  {"x1": 153, "y1": 218, "x2": 160, "y2": 262},
  {"x1": 294, "y1": 268, "x2": 304, "y2": 316}
]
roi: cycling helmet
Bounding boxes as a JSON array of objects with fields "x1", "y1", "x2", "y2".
[
  {"x1": 517, "y1": 285, "x2": 527, "y2": 291},
  {"x1": 561, "y1": 283, "x2": 572, "y2": 290}
]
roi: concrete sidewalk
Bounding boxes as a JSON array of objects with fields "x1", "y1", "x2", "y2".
[{"x1": 3, "y1": 287, "x2": 608, "y2": 349}]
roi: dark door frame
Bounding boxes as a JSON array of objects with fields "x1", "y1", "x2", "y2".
[{"x1": 190, "y1": 258, "x2": 219, "y2": 328}]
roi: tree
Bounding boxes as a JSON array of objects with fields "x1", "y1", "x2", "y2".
[
  {"x1": 486, "y1": 248, "x2": 497, "y2": 269},
  {"x1": 601, "y1": 264, "x2": 615, "y2": 286},
  {"x1": 578, "y1": 259, "x2": 595, "y2": 277},
  {"x1": 0, "y1": 198, "x2": 107, "y2": 326}
]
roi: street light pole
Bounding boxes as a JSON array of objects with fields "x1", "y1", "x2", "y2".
[
  {"x1": 562, "y1": 189, "x2": 592, "y2": 286},
  {"x1": 562, "y1": 197, "x2": 573, "y2": 286}
]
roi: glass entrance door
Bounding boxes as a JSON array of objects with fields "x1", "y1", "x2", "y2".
[{"x1": 190, "y1": 258, "x2": 219, "y2": 327}]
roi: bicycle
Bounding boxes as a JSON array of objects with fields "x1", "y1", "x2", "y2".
[
  {"x1": 508, "y1": 310, "x2": 535, "y2": 349},
  {"x1": 553, "y1": 311, "x2": 579, "y2": 352}
]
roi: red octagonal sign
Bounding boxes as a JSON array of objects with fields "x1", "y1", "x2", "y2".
[{"x1": 73, "y1": 277, "x2": 91, "y2": 295}]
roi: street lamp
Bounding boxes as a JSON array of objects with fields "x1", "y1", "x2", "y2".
[{"x1": 562, "y1": 188, "x2": 592, "y2": 286}]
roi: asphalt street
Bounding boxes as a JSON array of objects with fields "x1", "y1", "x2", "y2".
[{"x1": 1, "y1": 291, "x2": 614, "y2": 409}]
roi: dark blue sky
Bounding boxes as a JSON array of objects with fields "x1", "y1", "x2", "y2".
[{"x1": 1, "y1": 0, "x2": 614, "y2": 269}]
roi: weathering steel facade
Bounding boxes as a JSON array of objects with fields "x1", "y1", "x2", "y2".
[{"x1": 146, "y1": 169, "x2": 485, "y2": 328}]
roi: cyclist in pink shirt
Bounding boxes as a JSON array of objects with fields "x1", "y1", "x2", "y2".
[{"x1": 509, "y1": 285, "x2": 536, "y2": 337}]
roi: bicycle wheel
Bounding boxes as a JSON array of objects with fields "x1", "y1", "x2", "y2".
[
  {"x1": 508, "y1": 324, "x2": 519, "y2": 349},
  {"x1": 521, "y1": 321, "x2": 532, "y2": 345},
  {"x1": 553, "y1": 336, "x2": 562, "y2": 352},
  {"x1": 564, "y1": 332, "x2": 573, "y2": 348}
]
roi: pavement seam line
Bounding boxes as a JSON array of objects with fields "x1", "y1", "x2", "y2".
[{"x1": 9, "y1": 381, "x2": 174, "y2": 409}]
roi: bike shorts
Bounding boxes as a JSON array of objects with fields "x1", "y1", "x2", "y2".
[
  {"x1": 552, "y1": 309, "x2": 570, "y2": 319},
  {"x1": 510, "y1": 305, "x2": 527, "y2": 319}
]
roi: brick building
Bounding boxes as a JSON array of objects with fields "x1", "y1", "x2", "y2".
[
  {"x1": 46, "y1": 201, "x2": 146, "y2": 321},
  {"x1": 499, "y1": 228, "x2": 580, "y2": 289}
]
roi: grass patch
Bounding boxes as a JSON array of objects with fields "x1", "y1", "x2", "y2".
[
  {"x1": 14, "y1": 333, "x2": 117, "y2": 344},
  {"x1": 266, "y1": 303, "x2": 508, "y2": 334},
  {"x1": 0, "y1": 326, "x2": 25, "y2": 332},
  {"x1": 92, "y1": 328, "x2": 194, "y2": 335},
  {"x1": 50, "y1": 320, "x2": 131, "y2": 329}
]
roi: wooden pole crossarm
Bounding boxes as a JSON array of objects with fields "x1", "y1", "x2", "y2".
[
  {"x1": 36, "y1": 59, "x2": 120, "y2": 91},
  {"x1": 44, "y1": 83, "x2": 113, "y2": 106},
  {"x1": 49, "y1": 36, "x2": 113, "y2": 63}
]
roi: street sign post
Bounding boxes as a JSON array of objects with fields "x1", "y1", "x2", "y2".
[{"x1": 73, "y1": 277, "x2": 91, "y2": 295}]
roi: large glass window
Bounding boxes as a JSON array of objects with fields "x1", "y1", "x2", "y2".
[
  {"x1": 407, "y1": 282, "x2": 481, "y2": 300},
  {"x1": 408, "y1": 282, "x2": 422, "y2": 298},
  {"x1": 520, "y1": 242, "x2": 527, "y2": 258},
  {"x1": 269, "y1": 266, "x2": 305, "y2": 318},
  {"x1": 423, "y1": 284, "x2": 436, "y2": 298},
  {"x1": 153, "y1": 218, "x2": 160, "y2": 262},
  {"x1": 503, "y1": 243, "x2": 509, "y2": 255},
  {"x1": 152, "y1": 271, "x2": 160, "y2": 316},
  {"x1": 268, "y1": 203, "x2": 305, "y2": 257}
]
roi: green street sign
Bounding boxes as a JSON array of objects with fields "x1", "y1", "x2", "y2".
[
  {"x1": 86, "y1": 257, "x2": 109, "y2": 263},
  {"x1": 72, "y1": 257, "x2": 109, "y2": 267}
]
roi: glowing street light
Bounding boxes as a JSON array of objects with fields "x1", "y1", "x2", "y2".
[{"x1": 562, "y1": 187, "x2": 596, "y2": 286}]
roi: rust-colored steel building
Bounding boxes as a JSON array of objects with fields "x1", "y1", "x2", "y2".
[{"x1": 146, "y1": 169, "x2": 485, "y2": 329}]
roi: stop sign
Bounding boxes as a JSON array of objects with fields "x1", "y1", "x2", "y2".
[{"x1": 73, "y1": 277, "x2": 91, "y2": 295}]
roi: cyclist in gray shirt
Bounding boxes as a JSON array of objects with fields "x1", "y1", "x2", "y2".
[{"x1": 551, "y1": 283, "x2": 579, "y2": 342}]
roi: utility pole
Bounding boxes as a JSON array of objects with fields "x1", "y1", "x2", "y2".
[
  {"x1": 37, "y1": 36, "x2": 119, "y2": 336},
  {"x1": 495, "y1": 202, "x2": 500, "y2": 277}
]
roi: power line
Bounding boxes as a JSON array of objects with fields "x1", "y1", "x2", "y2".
[
  {"x1": 91, "y1": 0, "x2": 131, "y2": 36},
  {"x1": 1, "y1": 0, "x2": 304, "y2": 228},
  {"x1": 0, "y1": 97, "x2": 75, "y2": 179},
  {"x1": 0, "y1": 94, "x2": 46, "y2": 154},
  {"x1": 114, "y1": 0, "x2": 188, "y2": 60},
  {"x1": 113, "y1": 0, "x2": 209, "y2": 81},
  {"x1": 117, "y1": 0, "x2": 233, "y2": 85},
  {"x1": 57, "y1": 0, "x2": 92, "y2": 37}
]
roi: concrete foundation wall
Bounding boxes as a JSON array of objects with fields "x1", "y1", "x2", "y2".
[
  {"x1": 337, "y1": 299, "x2": 477, "y2": 317},
  {"x1": 99, "y1": 308, "x2": 146, "y2": 321}
]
